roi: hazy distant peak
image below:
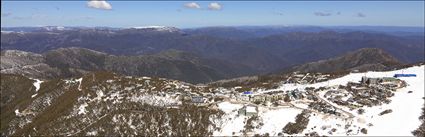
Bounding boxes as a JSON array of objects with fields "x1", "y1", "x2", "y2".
[
  {"x1": 42, "y1": 26, "x2": 66, "y2": 31},
  {"x1": 1, "y1": 30, "x2": 14, "y2": 34},
  {"x1": 130, "y1": 26, "x2": 180, "y2": 32}
]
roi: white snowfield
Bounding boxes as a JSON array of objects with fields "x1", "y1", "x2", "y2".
[
  {"x1": 214, "y1": 102, "x2": 245, "y2": 136},
  {"x1": 214, "y1": 65, "x2": 424, "y2": 136}
]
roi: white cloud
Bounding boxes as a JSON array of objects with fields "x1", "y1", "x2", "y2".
[
  {"x1": 87, "y1": 0, "x2": 112, "y2": 10},
  {"x1": 184, "y1": 2, "x2": 201, "y2": 9},
  {"x1": 208, "y1": 2, "x2": 222, "y2": 10}
]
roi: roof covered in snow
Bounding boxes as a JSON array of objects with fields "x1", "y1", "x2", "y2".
[{"x1": 246, "y1": 106, "x2": 256, "y2": 113}]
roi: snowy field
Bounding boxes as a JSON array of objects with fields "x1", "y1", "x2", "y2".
[{"x1": 214, "y1": 65, "x2": 424, "y2": 136}]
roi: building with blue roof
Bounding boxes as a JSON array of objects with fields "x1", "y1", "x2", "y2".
[
  {"x1": 393, "y1": 74, "x2": 416, "y2": 78},
  {"x1": 243, "y1": 91, "x2": 253, "y2": 95}
]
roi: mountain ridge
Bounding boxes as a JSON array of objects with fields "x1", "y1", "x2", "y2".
[
  {"x1": 1, "y1": 48, "x2": 256, "y2": 83},
  {"x1": 290, "y1": 48, "x2": 403, "y2": 73},
  {"x1": 2, "y1": 29, "x2": 423, "y2": 73}
]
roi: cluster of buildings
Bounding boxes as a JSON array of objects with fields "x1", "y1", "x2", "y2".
[
  {"x1": 321, "y1": 76, "x2": 407, "y2": 109},
  {"x1": 308, "y1": 101, "x2": 342, "y2": 116},
  {"x1": 284, "y1": 72, "x2": 332, "y2": 85},
  {"x1": 232, "y1": 89, "x2": 304, "y2": 105},
  {"x1": 360, "y1": 76, "x2": 405, "y2": 88},
  {"x1": 164, "y1": 71, "x2": 414, "y2": 119},
  {"x1": 238, "y1": 105, "x2": 258, "y2": 117}
]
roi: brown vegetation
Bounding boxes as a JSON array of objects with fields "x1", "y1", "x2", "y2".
[
  {"x1": 412, "y1": 102, "x2": 425, "y2": 137},
  {"x1": 282, "y1": 110, "x2": 311, "y2": 134}
]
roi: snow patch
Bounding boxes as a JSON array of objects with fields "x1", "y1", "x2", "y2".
[
  {"x1": 94, "y1": 90, "x2": 104, "y2": 101},
  {"x1": 31, "y1": 78, "x2": 43, "y2": 92},
  {"x1": 256, "y1": 108, "x2": 302, "y2": 135},
  {"x1": 64, "y1": 77, "x2": 83, "y2": 91},
  {"x1": 86, "y1": 131, "x2": 98, "y2": 136},
  {"x1": 15, "y1": 109, "x2": 21, "y2": 116},
  {"x1": 78, "y1": 103, "x2": 88, "y2": 115},
  {"x1": 31, "y1": 94, "x2": 38, "y2": 98},
  {"x1": 76, "y1": 78, "x2": 83, "y2": 91},
  {"x1": 129, "y1": 94, "x2": 180, "y2": 107},
  {"x1": 217, "y1": 102, "x2": 243, "y2": 113}
]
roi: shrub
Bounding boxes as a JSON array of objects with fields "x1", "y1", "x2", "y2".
[
  {"x1": 361, "y1": 128, "x2": 368, "y2": 134},
  {"x1": 357, "y1": 109, "x2": 365, "y2": 115},
  {"x1": 282, "y1": 110, "x2": 311, "y2": 134},
  {"x1": 378, "y1": 109, "x2": 393, "y2": 116}
]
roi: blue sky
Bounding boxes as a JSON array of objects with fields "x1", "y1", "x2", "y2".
[{"x1": 1, "y1": 1, "x2": 424, "y2": 28}]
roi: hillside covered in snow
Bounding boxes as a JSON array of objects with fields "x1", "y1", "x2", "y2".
[
  {"x1": 1, "y1": 64, "x2": 424, "y2": 136},
  {"x1": 213, "y1": 64, "x2": 424, "y2": 136}
]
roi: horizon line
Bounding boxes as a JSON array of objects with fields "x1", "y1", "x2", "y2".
[{"x1": 2, "y1": 25, "x2": 425, "y2": 29}]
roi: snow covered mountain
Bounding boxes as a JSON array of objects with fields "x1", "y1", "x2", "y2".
[
  {"x1": 41, "y1": 26, "x2": 67, "y2": 31},
  {"x1": 130, "y1": 26, "x2": 180, "y2": 32},
  {"x1": 1, "y1": 62, "x2": 423, "y2": 136}
]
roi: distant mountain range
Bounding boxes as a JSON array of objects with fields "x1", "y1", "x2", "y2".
[
  {"x1": 3, "y1": 25, "x2": 424, "y2": 37},
  {"x1": 208, "y1": 48, "x2": 407, "y2": 88},
  {"x1": 1, "y1": 26, "x2": 424, "y2": 83},
  {"x1": 0, "y1": 47, "x2": 408, "y2": 85},
  {"x1": 186, "y1": 25, "x2": 425, "y2": 39}
]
